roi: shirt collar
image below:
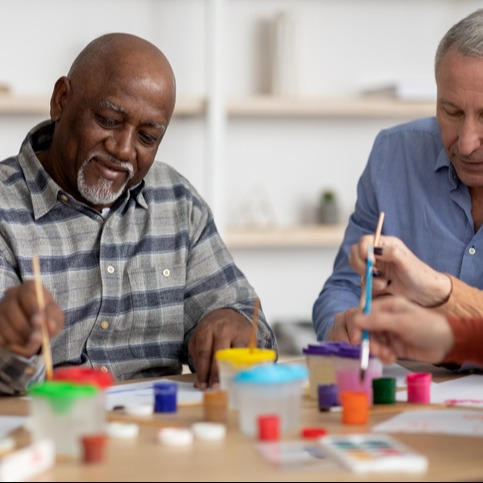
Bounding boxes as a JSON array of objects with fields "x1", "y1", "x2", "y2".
[
  {"x1": 18, "y1": 121, "x2": 61, "y2": 220},
  {"x1": 434, "y1": 146, "x2": 459, "y2": 189},
  {"x1": 18, "y1": 120, "x2": 148, "y2": 219}
]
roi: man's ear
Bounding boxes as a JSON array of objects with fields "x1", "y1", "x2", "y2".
[{"x1": 50, "y1": 76, "x2": 71, "y2": 121}]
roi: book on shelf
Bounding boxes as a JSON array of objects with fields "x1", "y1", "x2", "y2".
[{"x1": 360, "y1": 79, "x2": 436, "y2": 101}]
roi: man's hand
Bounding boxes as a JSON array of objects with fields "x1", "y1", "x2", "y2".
[
  {"x1": 327, "y1": 307, "x2": 360, "y2": 343},
  {"x1": 188, "y1": 308, "x2": 252, "y2": 389},
  {"x1": 0, "y1": 281, "x2": 64, "y2": 358},
  {"x1": 354, "y1": 296, "x2": 454, "y2": 364},
  {"x1": 349, "y1": 235, "x2": 452, "y2": 307}
]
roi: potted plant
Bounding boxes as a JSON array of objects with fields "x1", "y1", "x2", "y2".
[{"x1": 318, "y1": 189, "x2": 339, "y2": 224}]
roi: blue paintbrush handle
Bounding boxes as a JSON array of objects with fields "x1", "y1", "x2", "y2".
[
  {"x1": 360, "y1": 244, "x2": 373, "y2": 376},
  {"x1": 363, "y1": 246, "x2": 373, "y2": 315}
]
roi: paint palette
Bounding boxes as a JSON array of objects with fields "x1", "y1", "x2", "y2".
[{"x1": 318, "y1": 434, "x2": 428, "y2": 474}]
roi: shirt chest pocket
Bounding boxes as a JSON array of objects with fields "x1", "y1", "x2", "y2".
[
  {"x1": 127, "y1": 263, "x2": 186, "y2": 311},
  {"x1": 126, "y1": 263, "x2": 187, "y2": 359}
]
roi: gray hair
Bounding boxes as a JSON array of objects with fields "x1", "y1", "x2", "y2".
[{"x1": 435, "y1": 8, "x2": 483, "y2": 75}]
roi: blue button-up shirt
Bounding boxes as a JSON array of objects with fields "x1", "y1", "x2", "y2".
[{"x1": 313, "y1": 116, "x2": 483, "y2": 340}]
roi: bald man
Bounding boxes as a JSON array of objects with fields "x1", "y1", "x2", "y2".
[{"x1": 0, "y1": 33, "x2": 276, "y2": 394}]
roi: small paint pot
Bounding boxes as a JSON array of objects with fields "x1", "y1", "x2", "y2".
[
  {"x1": 407, "y1": 373, "x2": 431, "y2": 403},
  {"x1": 341, "y1": 390, "x2": 369, "y2": 425},
  {"x1": 372, "y1": 377, "x2": 396, "y2": 404},
  {"x1": 258, "y1": 414, "x2": 280, "y2": 442},
  {"x1": 317, "y1": 383, "x2": 340, "y2": 411},
  {"x1": 153, "y1": 382, "x2": 178, "y2": 413}
]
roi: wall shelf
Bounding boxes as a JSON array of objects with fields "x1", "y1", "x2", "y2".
[
  {"x1": 0, "y1": 95, "x2": 50, "y2": 115},
  {"x1": 0, "y1": 94, "x2": 206, "y2": 117},
  {"x1": 225, "y1": 224, "x2": 346, "y2": 249},
  {"x1": 0, "y1": 94, "x2": 436, "y2": 119},
  {"x1": 227, "y1": 96, "x2": 436, "y2": 119}
]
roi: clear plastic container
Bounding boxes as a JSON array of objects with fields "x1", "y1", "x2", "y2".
[
  {"x1": 333, "y1": 343, "x2": 383, "y2": 405},
  {"x1": 215, "y1": 348, "x2": 276, "y2": 409},
  {"x1": 28, "y1": 381, "x2": 101, "y2": 460},
  {"x1": 52, "y1": 367, "x2": 113, "y2": 415},
  {"x1": 232, "y1": 364, "x2": 307, "y2": 436},
  {"x1": 303, "y1": 342, "x2": 342, "y2": 399}
]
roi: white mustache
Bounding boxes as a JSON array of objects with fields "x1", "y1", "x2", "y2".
[{"x1": 88, "y1": 153, "x2": 134, "y2": 179}]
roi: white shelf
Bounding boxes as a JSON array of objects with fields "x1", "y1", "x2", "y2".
[
  {"x1": 228, "y1": 96, "x2": 436, "y2": 119},
  {"x1": 0, "y1": 94, "x2": 435, "y2": 119},
  {"x1": 0, "y1": 95, "x2": 50, "y2": 114},
  {"x1": 0, "y1": 94, "x2": 206, "y2": 117},
  {"x1": 225, "y1": 224, "x2": 346, "y2": 249}
]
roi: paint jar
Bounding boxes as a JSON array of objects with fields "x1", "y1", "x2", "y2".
[
  {"x1": 407, "y1": 373, "x2": 431, "y2": 403},
  {"x1": 303, "y1": 342, "x2": 340, "y2": 400},
  {"x1": 333, "y1": 343, "x2": 383, "y2": 405},
  {"x1": 341, "y1": 390, "x2": 369, "y2": 425},
  {"x1": 372, "y1": 377, "x2": 396, "y2": 405},
  {"x1": 81, "y1": 434, "x2": 108, "y2": 464},
  {"x1": 28, "y1": 381, "x2": 100, "y2": 459},
  {"x1": 317, "y1": 383, "x2": 340, "y2": 411},
  {"x1": 258, "y1": 414, "x2": 280, "y2": 442},
  {"x1": 203, "y1": 389, "x2": 228, "y2": 423},
  {"x1": 153, "y1": 382, "x2": 178, "y2": 413},
  {"x1": 232, "y1": 363, "x2": 307, "y2": 436},
  {"x1": 215, "y1": 348, "x2": 276, "y2": 409}
]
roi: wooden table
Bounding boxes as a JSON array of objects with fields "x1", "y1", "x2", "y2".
[{"x1": 2, "y1": 362, "x2": 483, "y2": 482}]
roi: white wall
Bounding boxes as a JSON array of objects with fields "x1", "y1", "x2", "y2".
[{"x1": 1, "y1": 0, "x2": 482, "y2": 333}]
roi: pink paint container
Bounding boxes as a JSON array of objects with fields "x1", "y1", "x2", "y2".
[{"x1": 406, "y1": 373, "x2": 432, "y2": 403}]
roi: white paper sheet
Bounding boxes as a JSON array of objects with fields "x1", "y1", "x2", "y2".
[
  {"x1": 373, "y1": 409, "x2": 483, "y2": 437},
  {"x1": 0, "y1": 416, "x2": 26, "y2": 437},
  {"x1": 105, "y1": 379, "x2": 203, "y2": 411}
]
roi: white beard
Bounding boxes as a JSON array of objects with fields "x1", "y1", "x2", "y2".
[{"x1": 77, "y1": 158, "x2": 132, "y2": 206}]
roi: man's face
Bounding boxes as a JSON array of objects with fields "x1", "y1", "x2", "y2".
[
  {"x1": 51, "y1": 68, "x2": 174, "y2": 210},
  {"x1": 436, "y1": 49, "x2": 483, "y2": 188}
]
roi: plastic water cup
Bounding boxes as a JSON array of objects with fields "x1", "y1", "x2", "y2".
[
  {"x1": 28, "y1": 381, "x2": 100, "y2": 459},
  {"x1": 333, "y1": 343, "x2": 383, "y2": 405},
  {"x1": 232, "y1": 364, "x2": 307, "y2": 436},
  {"x1": 215, "y1": 348, "x2": 276, "y2": 409},
  {"x1": 52, "y1": 367, "x2": 113, "y2": 429},
  {"x1": 303, "y1": 342, "x2": 340, "y2": 400}
]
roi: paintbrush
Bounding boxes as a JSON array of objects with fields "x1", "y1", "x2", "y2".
[
  {"x1": 249, "y1": 298, "x2": 260, "y2": 351},
  {"x1": 360, "y1": 211, "x2": 385, "y2": 380},
  {"x1": 359, "y1": 212, "x2": 385, "y2": 309},
  {"x1": 359, "y1": 243, "x2": 374, "y2": 382},
  {"x1": 374, "y1": 211, "x2": 385, "y2": 247},
  {"x1": 32, "y1": 256, "x2": 53, "y2": 380}
]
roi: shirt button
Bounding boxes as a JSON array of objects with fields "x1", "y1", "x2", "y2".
[
  {"x1": 163, "y1": 269, "x2": 171, "y2": 277},
  {"x1": 60, "y1": 194, "x2": 68, "y2": 203},
  {"x1": 100, "y1": 366, "x2": 109, "y2": 373},
  {"x1": 100, "y1": 320, "x2": 109, "y2": 330},
  {"x1": 469, "y1": 247, "x2": 476, "y2": 255},
  {"x1": 107, "y1": 265, "x2": 115, "y2": 274}
]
